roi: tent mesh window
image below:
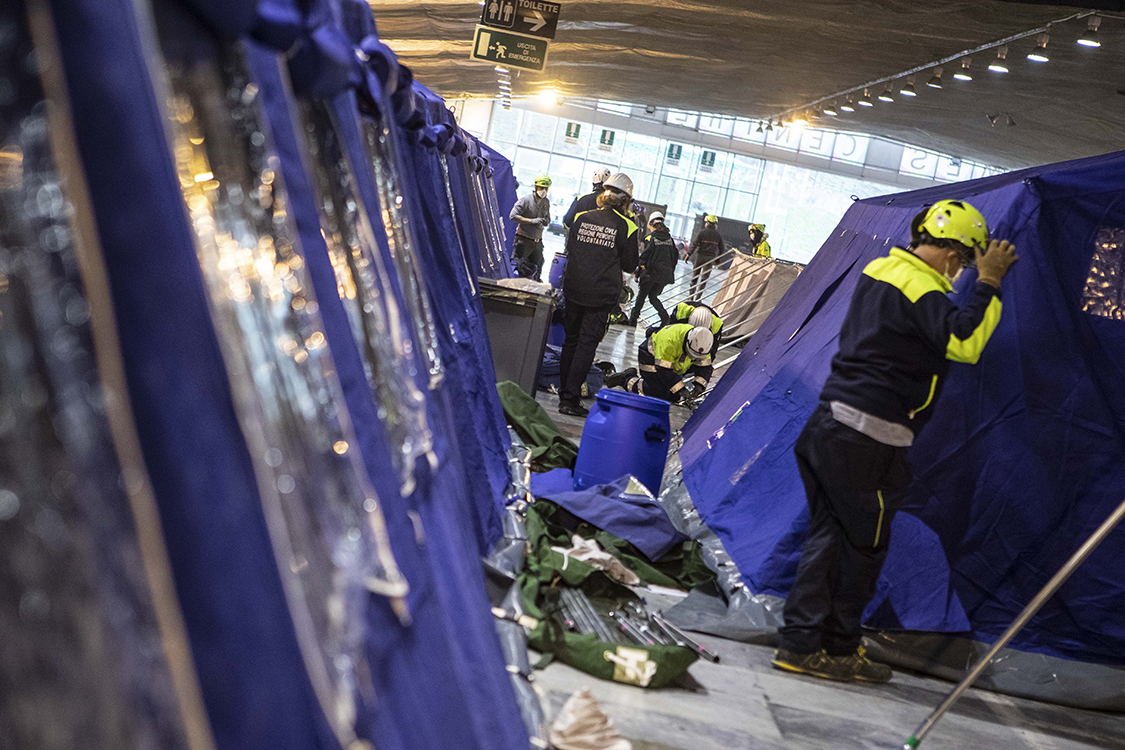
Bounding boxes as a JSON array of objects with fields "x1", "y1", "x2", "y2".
[{"x1": 1082, "y1": 227, "x2": 1125, "y2": 320}]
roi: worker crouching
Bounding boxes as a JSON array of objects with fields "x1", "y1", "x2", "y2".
[{"x1": 606, "y1": 323, "x2": 714, "y2": 403}]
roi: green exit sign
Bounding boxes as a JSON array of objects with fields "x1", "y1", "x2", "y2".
[
  {"x1": 666, "y1": 144, "x2": 683, "y2": 161},
  {"x1": 470, "y1": 25, "x2": 549, "y2": 72},
  {"x1": 701, "y1": 150, "x2": 716, "y2": 168}
]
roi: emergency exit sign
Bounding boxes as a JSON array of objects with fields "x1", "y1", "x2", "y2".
[
  {"x1": 666, "y1": 144, "x2": 683, "y2": 161},
  {"x1": 470, "y1": 26, "x2": 549, "y2": 72}
]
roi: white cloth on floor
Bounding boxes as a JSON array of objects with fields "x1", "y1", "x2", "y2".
[
  {"x1": 550, "y1": 534, "x2": 641, "y2": 585},
  {"x1": 548, "y1": 689, "x2": 633, "y2": 750}
]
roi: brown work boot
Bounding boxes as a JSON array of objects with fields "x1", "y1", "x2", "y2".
[
  {"x1": 770, "y1": 649, "x2": 852, "y2": 682},
  {"x1": 834, "y1": 646, "x2": 893, "y2": 683}
]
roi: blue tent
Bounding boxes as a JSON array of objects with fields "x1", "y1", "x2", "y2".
[{"x1": 682, "y1": 151, "x2": 1125, "y2": 673}]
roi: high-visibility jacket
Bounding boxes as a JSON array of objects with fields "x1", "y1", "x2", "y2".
[
  {"x1": 646, "y1": 324, "x2": 712, "y2": 379},
  {"x1": 820, "y1": 247, "x2": 1002, "y2": 436},
  {"x1": 671, "y1": 302, "x2": 723, "y2": 359}
]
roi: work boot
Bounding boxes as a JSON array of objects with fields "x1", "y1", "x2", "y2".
[
  {"x1": 604, "y1": 367, "x2": 637, "y2": 389},
  {"x1": 833, "y1": 646, "x2": 892, "y2": 684},
  {"x1": 558, "y1": 401, "x2": 589, "y2": 418},
  {"x1": 770, "y1": 649, "x2": 852, "y2": 682}
]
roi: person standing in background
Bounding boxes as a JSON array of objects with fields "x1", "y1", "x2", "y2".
[
  {"x1": 688, "y1": 214, "x2": 725, "y2": 301},
  {"x1": 562, "y1": 167, "x2": 612, "y2": 231},
  {"x1": 509, "y1": 174, "x2": 552, "y2": 280},
  {"x1": 629, "y1": 212, "x2": 677, "y2": 327}
]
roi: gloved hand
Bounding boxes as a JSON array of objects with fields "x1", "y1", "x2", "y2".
[
  {"x1": 689, "y1": 382, "x2": 706, "y2": 399},
  {"x1": 975, "y1": 239, "x2": 1018, "y2": 288},
  {"x1": 539, "y1": 216, "x2": 551, "y2": 226}
]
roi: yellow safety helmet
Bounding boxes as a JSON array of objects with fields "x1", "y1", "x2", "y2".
[
  {"x1": 914, "y1": 200, "x2": 989, "y2": 266},
  {"x1": 534, "y1": 174, "x2": 552, "y2": 188},
  {"x1": 705, "y1": 214, "x2": 718, "y2": 224}
]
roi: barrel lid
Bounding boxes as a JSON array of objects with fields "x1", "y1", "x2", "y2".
[{"x1": 595, "y1": 388, "x2": 671, "y2": 415}]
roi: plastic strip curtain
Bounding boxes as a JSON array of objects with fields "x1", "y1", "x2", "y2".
[
  {"x1": 0, "y1": 3, "x2": 195, "y2": 747},
  {"x1": 151, "y1": 33, "x2": 407, "y2": 745},
  {"x1": 359, "y1": 112, "x2": 444, "y2": 389},
  {"x1": 299, "y1": 100, "x2": 435, "y2": 493},
  {"x1": 465, "y1": 149, "x2": 506, "y2": 276},
  {"x1": 439, "y1": 153, "x2": 478, "y2": 296}
]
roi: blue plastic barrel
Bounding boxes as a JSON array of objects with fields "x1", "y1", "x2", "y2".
[
  {"x1": 573, "y1": 389, "x2": 671, "y2": 494},
  {"x1": 548, "y1": 252, "x2": 567, "y2": 288}
]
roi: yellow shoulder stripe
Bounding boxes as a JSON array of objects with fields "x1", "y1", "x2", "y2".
[
  {"x1": 947, "y1": 296, "x2": 1002, "y2": 364},
  {"x1": 863, "y1": 250, "x2": 949, "y2": 303}
]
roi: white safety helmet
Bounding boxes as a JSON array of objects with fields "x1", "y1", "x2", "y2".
[
  {"x1": 688, "y1": 307, "x2": 712, "y2": 329},
  {"x1": 603, "y1": 172, "x2": 634, "y2": 198},
  {"x1": 592, "y1": 167, "x2": 612, "y2": 185},
  {"x1": 648, "y1": 211, "x2": 665, "y2": 225},
  {"x1": 686, "y1": 327, "x2": 714, "y2": 360}
]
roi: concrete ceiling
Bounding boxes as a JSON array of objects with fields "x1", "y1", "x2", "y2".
[{"x1": 368, "y1": 1, "x2": 1125, "y2": 169}]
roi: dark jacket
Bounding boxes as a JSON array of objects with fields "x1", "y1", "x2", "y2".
[
  {"x1": 638, "y1": 227, "x2": 678, "y2": 286},
  {"x1": 689, "y1": 225, "x2": 725, "y2": 261},
  {"x1": 562, "y1": 188, "x2": 601, "y2": 230},
  {"x1": 562, "y1": 208, "x2": 639, "y2": 308},
  {"x1": 819, "y1": 247, "x2": 1003, "y2": 436}
]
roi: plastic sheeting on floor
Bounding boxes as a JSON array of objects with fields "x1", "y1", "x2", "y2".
[
  {"x1": 681, "y1": 150, "x2": 1125, "y2": 708},
  {"x1": 5, "y1": 0, "x2": 532, "y2": 747}
]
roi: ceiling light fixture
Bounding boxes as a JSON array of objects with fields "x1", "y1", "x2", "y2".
[
  {"x1": 539, "y1": 88, "x2": 558, "y2": 105},
  {"x1": 900, "y1": 75, "x2": 918, "y2": 96},
  {"x1": 953, "y1": 57, "x2": 973, "y2": 81},
  {"x1": 989, "y1": 46, "x2": 1010, "y2": 73},
  {"x1": 1078, "y1": 16, "x2": 1101, "y2": 47},
  {"x1": 926, "y1": 67, "x2": 943, "y2": 89},
  {"x1": 1007, "y1": 113, "x2": 1017, "y2": 126},
  {"x1": 823, "y1": 102, "x2": 838, "y2": 116},
  {"x1": 878, "y1": 84, "x2": 895, "y2": 102},
  {"x1": 859, "y1": 89, "x2": 874, "y2": 107},
  {"x1": 1028, "y1": 33, "x2": 1050, "y2": 62},
  {"x1": 757, "y1": 121, "x2": 765, "y2": 133},
  {"x1": 494, "y1": 65, "x2": 509, "y2": 74},
  {"x1": 765, "y1": 119, "x2": 774, "y2": 132},
  {"x1": 840, "y1": 97, "x2": 855, "y2": 112}
]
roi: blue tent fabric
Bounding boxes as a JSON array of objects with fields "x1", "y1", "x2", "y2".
[
  {"x1": 480, "y1": 138, "x2": 519, "y2": 274},
  {"x1": 535, "y1": 475, "x2": 689, "y2": 561},
  {"x1": 682, "y1": 150, "x2": 1125, "y2": 666},
  {"x1": 49, "y1": 1, "x2": 341, "y2": 748}
]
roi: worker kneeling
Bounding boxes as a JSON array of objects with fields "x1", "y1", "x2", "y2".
[{"x1": 606, "y1": 324, "x2": 714, "y2": 403}]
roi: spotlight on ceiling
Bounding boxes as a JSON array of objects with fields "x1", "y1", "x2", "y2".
[
  {"x1": 757, "y1": 121, "x2": 765, "y2": 133},
  {"x1": 1078, "y1": 16, "x2": 1101, "y2": 47},
  {"x1": 989, "y1": 46, "x2": 1010, "y2": 73},
  {"x1": 765, "y1": 119, "x2": 774, "y2": 132},
  {"x1": 900, "y1": 75, "x2": 918, "y2": 96},
  {"x1": 926, "y1": 67, "x2": 943, "y2": 89},
  {"x1": 953, "y1": 57, "x2": 973, "y2": 81},
  {"x1": 858, "y1": 89, "x2": 874, "y2": 107},
  {"x1": 810, "y1": 108, "x2": 822, "y2": 120},
  {"x1": 878, "y1": 84, "x2": 895, "y2": 103},
  {"x1": 539, "y1": 88, "x2": 559, "y2": 105},
  {"x1": 1028, "y1": 33, "x2": 1050, "y2": 62},
  {"x1": 1006, "y1": 113, "x2": 1017, "y2": 126},
  {"x1": 986, "y1": 113, "x2": 998, "y2": 127},
  {"x1": 823, "y1": 102, "x2": 839, "y2": 116},
  {"x1": 494, "y1": 65, "x2": 509, "y2": 74},
  {"x1": 840, "y1": 97, "x2": 856, "y2": 112},
  {"x1": 792, "y1": 113, "x2": 809, "y2": 127}
]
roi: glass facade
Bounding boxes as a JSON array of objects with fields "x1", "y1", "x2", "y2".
[{"x1": 487, "y1": 102, "x2": 1002, "y2": 264}]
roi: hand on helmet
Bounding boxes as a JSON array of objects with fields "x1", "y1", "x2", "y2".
[{"x1": 975, "y1": 239, "x2": 1018, "y2": 288}]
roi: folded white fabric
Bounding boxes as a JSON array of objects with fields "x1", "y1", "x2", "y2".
[{"x1": 548, "y1": 689, "x2": 633, "y2": 750}]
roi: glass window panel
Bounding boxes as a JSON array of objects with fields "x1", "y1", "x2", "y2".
[
  {"x1": 488, "y1": 102, "x2": 523, "y2": 144},
  {"x1": 588, "y1": 127, "x2": 624, "y2": 164},
  {"x1": 654, "y1": 175, "x2": 692, "y2": 214},
  {"x1": 627, "y1": 171, "x2": 655, "y2": 202},
  {"x1": 766, "y1": 125, "x2": 801, "y2": 151},
  {"x1": 513, "y1": 147, "x2": 551, "y2": 191},
  {"x1": 518, "y1": 111, "x2": 558, "y2": 150},
  {"x1": 799, "y1": 128, "x2": 836, "y2": 160},
  {"x1": 699, "y1": 115, "x2": 735, "y2": 136},
  {"x1": 494, "y1": 140, "x2": 517, "y2": 164},
  {"x1": 659, "y1": 141, "x2": 698, "y2": 179},
  {"x1": 548, "y1": 154, "x2": 587, "y2": 211},
  {"x1": 900, "y1": 147, "x2": 939, "y2": 178},
  {"x1": 935, "y1": 156, "x2": 969, "y2": 183},
  {"x1": 596, "y1": 100, "x2": 633, "y2": 116},
  {"x1": 689, "y1": 183, "x2": 723, "y2": 217},
  {"x1": 553, "y1": 120, "x2": 592, "y2": 157},
  {"x1": 831, "y1": 133, "x2": 869, "y2": 165},
  {"x1": 732, "y1": 118, "x2": 767, "y2": 145},
  {"x1": 666, "y1": 110, "x2": 698, "y2": 129},
  {"x1": 694, "y1": 149, "x2": 732, "y2": 186},
  {"x1": 724, "y1": 190, "x2": 758, "y2": 222},
  {"x1": 620, "y1": 132, "x2": 663, "y2": 172},
  {"x1": 728, "y1": 154, "x2": 765, "y2": 193}
]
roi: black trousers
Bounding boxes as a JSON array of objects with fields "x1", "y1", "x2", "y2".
[
  {"x1": 514, "y1": 236, "x2": 544, "y2": 280},
  {"x1": 560, "y1": 301, "x2": 612, "y2": 405},
  {"x1": 629, "y1": 279, "x2": 668, "y2": 325},
  {"x1": 689, "y1": 254, "x2": 716, "y2": 301},
  {"x1": 778, "y1": 404, "x2": 912, "y2": 656}
]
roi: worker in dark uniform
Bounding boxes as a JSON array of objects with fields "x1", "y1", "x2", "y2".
[
  {"x1": 772, "y1": 200, "x2": 1018, "y2": 683},
  {"x1": 605, "y1": 323, "x2": 714, "y2": 403},
  {"x1": 562, "y1": 167, "x2": 611, "y2": 230},
  {"x1": 509, "y1": 174, "x2": 551, "y2": 280},
  {"x1": 558, "y1": 173, "x2": 639, "y2": 417},
  {"x1": 628, "y1": 212, "x2": 678, "y2": 327},
  {"x1": 746, "y1": 223, "x2": 772, "y2": 258},
  {"x1": 688, "y1": 214, "x2": 725, "y2": 301}
]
